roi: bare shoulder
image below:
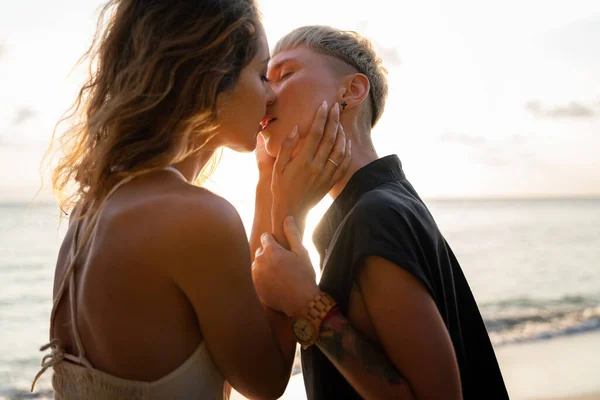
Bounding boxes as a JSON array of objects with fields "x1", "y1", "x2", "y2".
[
  {"x1": 150, "y1": 185, "x2": 247, "y2": 255},
  {"x1": 162, "y1": 185, "x2": 245, "y2": 240},
  {"x1": 165, "y1": 186, "x2": 250, "y2": 279},
  {"x1": 102, "y1": 182, "x2": 249, "y2": 274}
]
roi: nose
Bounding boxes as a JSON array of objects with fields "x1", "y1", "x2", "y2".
[{"x1": 266, "y1": 84, "x2": 276, "y2": 106}]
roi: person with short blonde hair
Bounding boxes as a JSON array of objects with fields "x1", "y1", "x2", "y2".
[{"x1": 252, "y1": 25, "x2": 509, "y2": 400}]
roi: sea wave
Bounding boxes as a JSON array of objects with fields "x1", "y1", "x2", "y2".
[
  {"x1": 481, "y1": 294, "x2": 600, "y2": 346},
  {"x1": 0, "y1": 388, "x2": 53, "y2": 400}
]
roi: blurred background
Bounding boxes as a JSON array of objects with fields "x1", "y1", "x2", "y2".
[{"x1": 1, "y1": 0, "x2": 599, "y2": 399}]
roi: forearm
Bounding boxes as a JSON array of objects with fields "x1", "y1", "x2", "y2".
[
  {"x1": 317, "y1": 310, "x2": 415, "y2": 400},
  {"x1": 250, "y1": 186, "x2": 297, "y2": 389},
  {"x1": 250, "y1": 179, "x2": 272, "y2": 261},
  {"x1": 271, "y1": 204, "x2": 307, "y2": 251},
  {"x1": 264, "y1": 306, "x2": 297, "y2": 371}
]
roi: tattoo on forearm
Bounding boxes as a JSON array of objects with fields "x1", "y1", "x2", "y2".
[{"x1": 318, "y1": 311, "x2": 404, "y2": 385}]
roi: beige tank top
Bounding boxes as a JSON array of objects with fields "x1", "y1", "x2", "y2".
[{"x1": 31, "y1": 167, "x2": 228, "y2": 399}]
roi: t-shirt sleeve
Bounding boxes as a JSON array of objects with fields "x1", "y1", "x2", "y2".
[{"x1": 344, "y1": 198, "x2": 435, "y2": 298}]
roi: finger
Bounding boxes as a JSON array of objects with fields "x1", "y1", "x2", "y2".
[
  {"x1": 256, "y1": 133, "x2": 266, "y2": 151},
  {"x1": 283, "y1": 216, "x2": 304, "y2": 255},
  {"x1": 273, "y1": 126, "x2": 299, "y2": 173},
  {"x1": 322, "y1": 122, "x2": 346, "y2": 180},
  {"x1": 313, "y1": 103, "x2": 340, "y2": 167},
  {"x1": 331, "y1": 138, "x2": 352, "y2": 183},
  {"x1": 255, "y1": 246, "x2": 264, "y2": 259},
  {"x1": 255, "y1": 135, "x2": 265, "y2": 161},
  {"x1": 260, "y1": 232, "x2": 281, "y2": 251},
  {"x1": 297, "y1": 101, "x2": 328, "y2": 162}
]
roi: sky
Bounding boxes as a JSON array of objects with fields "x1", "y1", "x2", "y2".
[{"x1": 0, "y1": 0, "x2": 599, "y2": 204}]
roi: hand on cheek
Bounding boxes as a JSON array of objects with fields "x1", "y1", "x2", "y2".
[{"x1": 291, "y1": 137, "x2": 306, "y2": 159}]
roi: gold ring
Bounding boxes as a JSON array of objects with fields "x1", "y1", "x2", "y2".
[{"x1": 327, "y1": 158, "x2": 339, "y2": 167}]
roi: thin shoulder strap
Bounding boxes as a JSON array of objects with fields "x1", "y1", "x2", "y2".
[
  {"x1": 32, "y1": 176, "x2": 137, "y2": 391},
  {"x1": 66, "y1": 210, "x2": 92, "y2": 367},
  {"x1": 164, "y1": 165, "x2": 187, "y2": 182},
  {"x1": 49, "y1": 166, "x2": 186, "y2": 359},
  {"x1": 48, "y1": 176, "x2": 136, "y2": 361},
  {"x1": 33, "y1": 167, "x2": 187, "y2": 392}
]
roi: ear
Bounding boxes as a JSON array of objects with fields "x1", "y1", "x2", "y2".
[{"x1": 340, "y1": 73, "x2": 370, "y2": 110}]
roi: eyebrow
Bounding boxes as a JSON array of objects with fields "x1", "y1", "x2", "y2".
[{"x1": 268, "y1": 57, "x2": 299, "y2": 73}]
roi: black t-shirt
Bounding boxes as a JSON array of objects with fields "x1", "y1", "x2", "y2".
[{"x1": 301, "y1": 155, "x2": 508, "y2": 399}]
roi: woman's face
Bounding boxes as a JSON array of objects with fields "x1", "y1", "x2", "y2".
[{"x1": 215, "y1": 30, "x2": 275, "y2": 152}]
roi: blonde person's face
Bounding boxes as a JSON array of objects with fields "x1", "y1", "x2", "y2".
[
  {"x1": 261, "y1": 46, "x2": 341, "y2": 157},
  {"x1": 215, "y1": 32, "x2": 275, "y2": 152}
]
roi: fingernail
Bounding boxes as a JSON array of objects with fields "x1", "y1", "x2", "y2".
[
  {"x1": 288, "y1": 125, "x2": 298, "y2": 139},
  {"x1": 286, "y1": 216, "x2": 295, "y2": 225},
  {"x1": 261, "y1": 233, "x2": 269, "y2": 243},
  {"x1": 334, "y1": 102, "x2": 340, "y2": 113},
  {"x1": 321, "y1": 101, "x2": 328, "y2": 111},
  {"x1": 348, "y1": 139, "x2": 352, "y2": 150}
]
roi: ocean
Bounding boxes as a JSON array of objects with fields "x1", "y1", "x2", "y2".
[{"x1": 1, "y1": 198, "x2": 599, "y2": 399}]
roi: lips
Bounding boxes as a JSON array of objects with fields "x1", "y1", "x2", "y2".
[{"x1": 260, "y1": 116, "x2": 277, "y2": 131}]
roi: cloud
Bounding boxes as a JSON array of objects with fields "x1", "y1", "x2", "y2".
[
  {"x1": 526, "y1": 100, "x2": 599, "y2": 119},
  {"x1": 0, "y1": 108, "x2": 39, "y2": 146},
  {"x1": 12, "y1": 108, "x2": 37, "y2": 126}
]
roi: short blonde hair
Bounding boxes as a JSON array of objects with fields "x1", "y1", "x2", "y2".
[{"x1": 273, "y1": 25, "x2": 388, "y2": 127}]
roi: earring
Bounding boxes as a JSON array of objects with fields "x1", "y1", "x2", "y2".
[{"x1": 341, "y1": 101, "x2": 348, "y2": 110}]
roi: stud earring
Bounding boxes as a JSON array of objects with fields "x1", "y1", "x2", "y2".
[{"x1": 341, "y1": 101, "x2": 348, "y2": 110}]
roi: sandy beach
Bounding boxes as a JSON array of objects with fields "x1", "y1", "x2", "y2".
[
  {"x1": 232, "y1": 331, "x2": 600, "y2": 400},
  {"x1": 496, "y1": 331, "x2": 600, "y2": 400}
]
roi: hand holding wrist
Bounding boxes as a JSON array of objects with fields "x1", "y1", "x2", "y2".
[
  {"x1": 271, "y1": 202, "x2": 307, "y2": 225},
  {"x1": 284, "y1": 285, "x2": 322, "y2": 317},
  {"x1": 290, "y1": 291, "x2": 338, "y2": 349}
]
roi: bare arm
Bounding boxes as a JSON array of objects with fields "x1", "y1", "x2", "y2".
[
  {"x1": 250, "y1": 177, "x2": 298, "y2": 372},
  {"x1": 316, "y1": 256, "x2": 462, "y2": 399},
  {"x1": 250, "y1": 133, "x2": 298, "y2": 371},
  {"x1": 170, "y1": 195, "x2": 292, "y2": 399},
  {"x1": 250, "y1": 178, "x2": 273, "y2": 260},
  {"x1": 317, "y1": 310, "x2": 414, "y2": 399}
]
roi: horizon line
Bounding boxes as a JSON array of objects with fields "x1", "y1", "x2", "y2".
[{"x1": 1, "y1": 194, "x2": 599, "y2": 208}]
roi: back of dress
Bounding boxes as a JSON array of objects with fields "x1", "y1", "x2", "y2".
[{"x1": 32, "y1": 167, "x2": 228, "y2": 399}]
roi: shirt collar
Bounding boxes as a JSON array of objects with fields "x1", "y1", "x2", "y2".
[{"x1": 312, "y1": 154, "x2": 405, "y2": 252}]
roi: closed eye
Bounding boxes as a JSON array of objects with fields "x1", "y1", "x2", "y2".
[{"x1": 278, "y1": 71, "x2": 293, "y2": 82}]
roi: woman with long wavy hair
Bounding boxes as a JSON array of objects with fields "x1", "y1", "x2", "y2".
[{"x1": 31, "y1": 0, "x2": 348, "y2": 398}]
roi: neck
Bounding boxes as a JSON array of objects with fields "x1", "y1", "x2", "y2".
[
  {"x1": 329, "y1": 123, "x2": 378, "y2": 200},
  {"x1": 173, "y1": 148, "x2": 217, "y2": 183}
]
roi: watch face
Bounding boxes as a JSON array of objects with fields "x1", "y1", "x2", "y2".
[{"x1": 292, "y1": 318, "x2": 314, "y2": 342}]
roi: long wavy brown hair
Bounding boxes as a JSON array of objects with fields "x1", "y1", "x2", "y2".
[{"x1": 45, "y1": 0, "x2": 261, "y2": 217}]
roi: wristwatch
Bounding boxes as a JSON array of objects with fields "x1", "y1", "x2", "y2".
[{"x1": 291, "y1": 291, "x2": 337, "y2": 349}]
